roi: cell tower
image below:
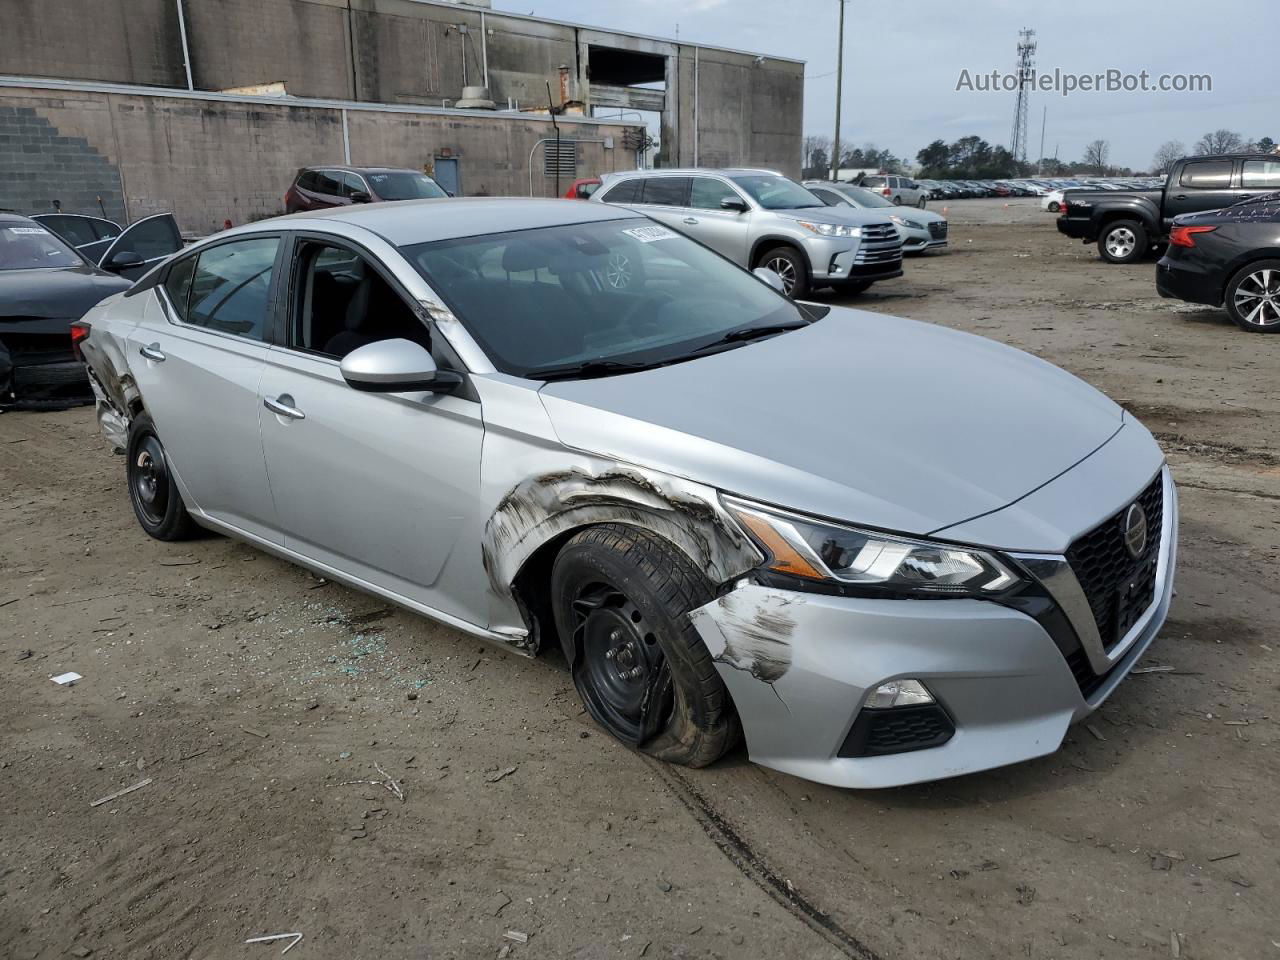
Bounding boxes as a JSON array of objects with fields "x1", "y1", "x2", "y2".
[{"x1": 1009, "y1": 28, "x2": 1036, "y2": 165}]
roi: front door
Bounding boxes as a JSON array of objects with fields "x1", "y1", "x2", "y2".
[
  {"x1": 258, "y1": 236, "x2": 486, "y2": 624},
  {"x1": 682, "y1": 177, "x2": 751, "y2": 265},
  {"x1": 98, "y1": 214, "x2": 184, "y2": 280},
  {"x1": 126, "y1": 234, "x2": 284, "y2": 542}
]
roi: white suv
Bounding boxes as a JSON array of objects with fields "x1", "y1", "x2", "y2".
[{"x1": 593, "y1": 168, "x2": 903, "y2": 299}]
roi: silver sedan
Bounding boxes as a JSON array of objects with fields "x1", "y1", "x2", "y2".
[
  {"x1": 77, "y1": 198, "x2": 1175, "y2": 788},
  {"x1": 804, "y1": 181, "x2": 949, "y2": 253}
]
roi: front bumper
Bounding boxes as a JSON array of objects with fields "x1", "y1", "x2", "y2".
[{"x1": 690, "y1": 467, "x2": 1177, "y2": 789}]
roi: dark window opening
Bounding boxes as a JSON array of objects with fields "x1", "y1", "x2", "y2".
[
  {"x1": 292, "y1": 241, "x2": 430, "y2": 360},
  {"x1": 587, "y1": 46, "x2": 666, "y2": 87}
]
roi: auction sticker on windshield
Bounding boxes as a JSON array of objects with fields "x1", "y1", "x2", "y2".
[
  {"x1": 8, "y1": 227, "x2": 50, "y2": 235},
  {"x1": 623, "y1": 225, "x2": 678, "y2": 243}
]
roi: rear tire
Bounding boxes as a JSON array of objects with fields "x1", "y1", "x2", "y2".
[
  {"x1": 551, "y1": 524, "x2": 740, "y2": 768},
  {"x1": 1047, "y1": 201, "x2": 1060, "y2": 212},
  {"x1": 756, "y1": 245, "x2": 809, "y2": 299},
  {"x1": 1098, "y1": 219, "x2": 1147, "y2": 264},
  {"x1": 916, "y1": 196, "x2": 926, "y2": 209},
  {"x1": 1224, "y1": 259, "x2": 1280, "y2": 332},
  {"x1": 127, "y1": 412, "x2": 198, "y2": 541}
]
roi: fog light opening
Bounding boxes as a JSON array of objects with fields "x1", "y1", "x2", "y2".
[{"x1": 866, "y1": 678, "x2": 934, "y2": 709}]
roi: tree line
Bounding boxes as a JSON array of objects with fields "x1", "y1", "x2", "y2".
[{"x1": 801, "y1": 130, "x2": 1278, "y2": 180}]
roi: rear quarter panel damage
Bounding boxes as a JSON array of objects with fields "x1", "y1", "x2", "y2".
[{"x1": 79, "y1": 293, "x2": 143, "y2": 451}]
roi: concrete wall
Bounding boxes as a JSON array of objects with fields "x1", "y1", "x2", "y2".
[{"x1": 0, "y1": 85, "x2": 630, "y2": 233}]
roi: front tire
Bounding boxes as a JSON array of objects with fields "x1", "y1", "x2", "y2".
[
  {"x1": 757, "y1": 245, "x2": 809, "y2": 299},
  {"x1": 892, "y1": 195, "x2": 902, "y2": 206},
  {"x1": 916, "y1": 196, "x2": 926, "y2": 209},
  {"x1": 551, "y1": 524, "x2": 739, "y2": 768},
  {"x1": 1098, "y1": 219, "x2": 1147, "y2": 264},
  {"x1": 127, "y1": 413, "x2": 198, "y2": 541},
  {"x1": 1225, "y1": 259, "x2": 1280, "y2": 332}
]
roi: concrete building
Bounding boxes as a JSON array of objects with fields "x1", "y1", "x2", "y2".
[{"x1": 0, "y1": 0, "x2": 804, "y2": 232}]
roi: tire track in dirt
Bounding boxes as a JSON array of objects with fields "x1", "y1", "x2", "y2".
[{"x1": 648, "y1": 759, "x2": 884, "y2": 960}]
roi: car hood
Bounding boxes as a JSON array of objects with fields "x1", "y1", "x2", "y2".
[
  {"x1": 538, "y1": 309, "x2": 1124, "y2": 539},
  {"x1": 0, "y1": 264, "x2": 131, "y2": 321},
  {"x1": 770, "y1": 206, "x2": 894, "y2": 227}
]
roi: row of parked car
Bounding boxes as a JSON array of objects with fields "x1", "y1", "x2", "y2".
[{"x1": 910, "y1": 176, "x2": 1165, "y2": 206}]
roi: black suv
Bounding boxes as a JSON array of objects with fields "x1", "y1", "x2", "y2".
[{"x1": 284, "y1": 166, "x2": 448, "y2": 213}]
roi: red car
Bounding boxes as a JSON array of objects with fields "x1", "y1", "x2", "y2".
[
  {"x1": 564, "y1": 178, "x2": 602, "y2": 200},
  {"x1": 285, "y1": 166, "x2": 448, "y2": 213}
]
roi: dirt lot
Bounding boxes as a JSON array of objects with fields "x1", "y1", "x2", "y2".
[{"x1": 2, "y1": 197, "x2": 1277, "y2": 960}]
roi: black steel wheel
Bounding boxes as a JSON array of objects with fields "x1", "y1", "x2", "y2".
[
  {"x1": 126, "y1": 412, "x2": 198, "y2": 541},
  {"x1": 551, "y1": 524, "x2": 740, "y2": 767}
]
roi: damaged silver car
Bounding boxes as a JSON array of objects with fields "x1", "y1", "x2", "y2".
[{"x1": 77, "y1": 198, "x2": 1177, "y2": 788}]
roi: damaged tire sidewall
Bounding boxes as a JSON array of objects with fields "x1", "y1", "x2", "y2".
[{"x1": 551, "y1": 524, "x2": 738, "y2": 768}]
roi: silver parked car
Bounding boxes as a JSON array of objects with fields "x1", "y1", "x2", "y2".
[
  {"x1": 804, "y1": 180, "x2": 948, "y2": 253},
  {"x1": 77, "y1": 198, "x2": 1177, "y2": 789},
  {"x1": 593, "y1": 168, "x2": 902, "y2": 299},
  {"x1": 858, "y1": 174, "x2": 927, "y2": 208}
]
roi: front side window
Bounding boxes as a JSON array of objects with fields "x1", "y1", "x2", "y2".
[
  {"x1": 291, "y1": 241, "x2": 430, "y2": 359},
  {"x1": 0, "y1": 223, "x2": 80, "y2": 270},
  {"x1": 403, "y1": 218, "x2": 803, "y2": 379},
  {"x1": 365, "y1": 172, "x2": 447, "y2": 201},
  {"x1": 1179, "y1": 160, "x2": 1232, "y2": 189},
  {"x1": 163, "y1": 254, "x2": 197, "y2": 322},
  {"x1": 1242, "y1": 160, "x2": 1280, "y2": 189},
  {"x1": 340, "y1": 172, "x2": 369, "y2": 198},
  {"x1": 732, "y1": 176, "x2": 825, "y2": 210},
  {"x1": 185, "y1": 237, "x2": 280, "y2": 341},
  {"x1": 689, "y1": 177, "x2": 742, "y2": 210}
]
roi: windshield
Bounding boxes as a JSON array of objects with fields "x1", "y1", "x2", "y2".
[
  {"x1": 836, "y1": 185, "x2": 894, "y2": 208},
  {"x1": 367, "y1": 172, "x2": 447, "y2": 201},
  {"x1": 403, "y1": 218, "x2": 804, "y2": 379},
  {"x1": 0, "y1": 223, "x2": 81, "y2": 270},
  {"x1": 731, "y1": 175, "x2": 825, "y2": 210}
]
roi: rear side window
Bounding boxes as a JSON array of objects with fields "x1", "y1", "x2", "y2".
[
  {"x1": 313, "y1": 170, "x2": 343, "y2": 196},
  {"x1": 640, "y1": 177, "x2": 690, "y2": 206},
  {"x1": 40, "y1": 215, "x2": 98, "y2": 247},
  {"x1": 163, "y1": 255, "x2": 197, "y2": 321},
  {"x1": 1179, "y1": 160, "x2": 1232, "y2": 189},
  {"x1": 296, "y1": 171, "x2": 319, "y2": 191},
  {"x1": 185, "y1": 237, "x2": 280, "y2": 341},
  {"x1": 1242, "y1": 160, "x2": 1280, "y2": 188},
  {"x1": 601, "y1": 179, "x2": 641, "y2": 204}
]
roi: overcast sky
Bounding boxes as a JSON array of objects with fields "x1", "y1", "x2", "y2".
[{"x1": 520, "y1": 0, "x2": 1276, "y2": 170}]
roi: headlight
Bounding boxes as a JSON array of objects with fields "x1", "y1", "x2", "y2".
[
  {"x1": 796, "y1": 221, "x2": 862, "y2": 238},
  {"x1": 889, "y1": 215, "x2": 923, "y2": 230},
  {"x1": 723, "y1": 497, "x2": 1022, "y2": 597}
]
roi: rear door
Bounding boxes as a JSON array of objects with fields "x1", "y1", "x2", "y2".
[
  {"x1": 632, "y1": 177, "x2": 693, "y2": 233},
  {"x1": 1238, "y1": 159, "x2": 1280, "y2": 203},
  {"x1": 98, "y1": 214, "x2": 184, "y2": 280},
  {"x1": 681, "y1": 177, "x2": 750, "y2": 264},
  {"x1": 126, "y1": 234, "x2": 284, "y2": 542},
  {"x1": 1165, "y1": 159, "x2": 1236, "y2": 221}
]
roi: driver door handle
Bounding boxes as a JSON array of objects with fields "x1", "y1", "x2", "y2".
[
  {"x1": 264, "y1": 395, "x2": 305, "y2": 421},
  {"x1": 683, "y1": 217, "x2": 699, "y2": 224},
  {"x1": 1173, "y1": 194, "x2": 1188, "y2": 200},
  {"x1": 139, "y1": 343, "x2": 165, "y2": 362}
]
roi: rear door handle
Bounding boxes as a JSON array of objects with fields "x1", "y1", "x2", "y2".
[
  {"x1": 264, "y1": 395, "x2": 305, "y2": 420},
  {"x1": 139, "y1": 343, "x2": 165, "y2": 362},
  {"x1": 683, "y1": 217, "x2": 699, "y2": 224},
  {"x1": 1173, "y1": 194, "x2": 1188, "y2": 200}
]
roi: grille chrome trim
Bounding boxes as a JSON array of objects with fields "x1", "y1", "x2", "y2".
[{"x1": 1013, "y1": 465, "x2": 1175, "y2": 676}]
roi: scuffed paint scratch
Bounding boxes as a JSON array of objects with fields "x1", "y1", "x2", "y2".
[
  {"x1": 707, "y1": 589, "x2": 799, "y2": 690},
  {"x1": 482, "y1": 464, "x2": 763, "y2": 604}
]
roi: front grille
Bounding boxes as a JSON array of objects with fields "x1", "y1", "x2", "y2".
[
  {"x1": 928, "y1": 221, "x2": 948, "y2": 240},
  {"x1": 854, "y1": 224, "x2": 904, "y2": 265},
  {"x1": 860, "y1": 223, "x2": 900, "y2": 243},
  {"x1": 1065, "y1": 474, "x2": 1164, "y2": 651},
  {"x1": 838, "y1": 704, "x2": 955, "y2": 758}
]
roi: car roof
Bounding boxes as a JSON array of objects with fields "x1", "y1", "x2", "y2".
[
  {"x1": 0, "y1": 213, "x2": 38, "y2": 225},
  {"x1": 301, "y1": 165, "x2": 424, "y2": 175},
  {"x1": 277, "y1": 196, "x2": 638, "y2": 246},
  {"x1": 603, "y1": 167, "x2": 783, "y2": 180}
]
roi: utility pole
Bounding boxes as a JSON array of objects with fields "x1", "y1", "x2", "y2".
[
  {"x1": 1037, "y1": 105, "x2": 1046, "y2": 176},
  {"x1": 830, "y1": 0, "x2": 845, "y2": 180}
]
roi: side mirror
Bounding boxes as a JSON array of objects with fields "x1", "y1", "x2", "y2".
[
  {"x1": 339, "y1": 338, "x2": 463, "y2": 394},
  {"x1": 720, "y1": 197, "x2": 749, "y2": 213},
  {"x1": 752, "y1": 267, "x2": 787, "y2": 294},
  {"x1": 103, "y1": 250, "x2": 144, "y2": 272},
  {"x1": 349, "y1": 191, "x2": 372, "y2": 204}
]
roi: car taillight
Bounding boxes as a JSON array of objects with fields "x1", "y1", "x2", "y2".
[
  {"x1": 70, "y1": 321, "x2": 90, "y2": 361},
  {"x1": 1169, "y1": 224, "x2": 1217, "y2": 248},
  {"x1": 882, "y1": 187, "x2": 891, "y2": 196}
]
